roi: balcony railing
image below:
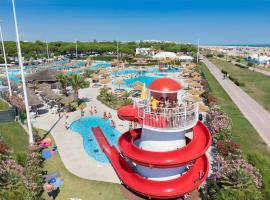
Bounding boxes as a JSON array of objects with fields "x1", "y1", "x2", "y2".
[{"x1": 134, "y1": 99, "x2": 199, "y2": 130}]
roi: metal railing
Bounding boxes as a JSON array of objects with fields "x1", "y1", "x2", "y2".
[{"x1": 134, "y1": 99, "x2": 199, "y2": 130}]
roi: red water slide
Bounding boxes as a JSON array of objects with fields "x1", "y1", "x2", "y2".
[
  {"x1": 92, "y1": 126, "x2": 210, "y2": 199},
  {"x1": 118, "y1": 121, "x2": 211, "y2": 168},
  {"x1": 117, "y1": 105, "x2": 141, "y2": 122}
]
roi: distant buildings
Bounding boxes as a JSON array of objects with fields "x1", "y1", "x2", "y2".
[
  {"x1": 246, "y1": 54, "x2": 270, "y2": 66},
  {"x1": 135, "y1": 48, "x2": 155, "y2": 56}
]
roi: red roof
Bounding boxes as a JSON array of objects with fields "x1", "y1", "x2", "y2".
[{"x1": 148, "y1": 77, "x2": 182, "y2": 92}]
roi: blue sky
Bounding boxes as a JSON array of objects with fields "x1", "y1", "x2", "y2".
[{"x1": 0, "y1": 0, "x2": 269, "y2": 44}]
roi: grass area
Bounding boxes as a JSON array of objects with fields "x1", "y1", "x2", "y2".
[
  {"x1": 208, "y1": 57, "x2": 270, "y2": 111},
  {"x1": 0, "y1": 99, "x2": 9, "y2": 110},
  {"x1": 200, "y1": 63, "x2": 270, "y2": 197},
  {"x1": 41, "y1": 131, "x2": 127, "y2": 200},
  {"x1": 0, "y1": 122, "x2": 126, "y2": 200},
  {"x1": 0, "y1": 122, "x2": 28, "y2": 156}
]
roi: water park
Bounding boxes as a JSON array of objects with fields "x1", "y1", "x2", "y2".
[{"x1": 0, "y1": 6, "x2": 268, "y2": 198}]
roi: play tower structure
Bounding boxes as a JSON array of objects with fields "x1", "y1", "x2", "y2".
[{"x1": 93, "y1": 77, "x2": 211, "y2": 199}]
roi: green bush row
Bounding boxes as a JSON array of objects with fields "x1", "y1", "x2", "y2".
[{"x1": 220, "y1": 69, "x2": 245, "y2": 86}]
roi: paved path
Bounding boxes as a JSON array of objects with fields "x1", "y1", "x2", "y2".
[
  {"x1": 35, "y1": 86, "x2": 129, "y2": 183},
  {"x1": 215, "y1": 56, "x2": 270, "y2": 77},
  {"x1": 248, "y1": 67, "x2": 270, "y2": 77},
  {"x1": 202, "y1": 56, "x2": 270, "y2": 147}
]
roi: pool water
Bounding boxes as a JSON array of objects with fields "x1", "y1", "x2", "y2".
[
  {"x1": 124, "y1": 76, "x2": 157, "y2": 87},
  {"x1": 8, "y1": 70, "x2": 29, "y2": 82},
  {"x1": 111, "y1": 69, "x2": 138, "y2": 76},
  {"x1": 69, "y1": 116, "x2": 120, "y2": 163}
]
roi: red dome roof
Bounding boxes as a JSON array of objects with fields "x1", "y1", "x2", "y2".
[{"x1": 148, "y1": 77, "x2": 182, "y2": 92}]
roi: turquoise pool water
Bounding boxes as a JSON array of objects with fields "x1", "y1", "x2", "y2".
[
  {"x1": 8, "y1": 70, "x2": 29, "y2": 82},
  {"x1": 69, "y1": 116, "x2": 120, "y2": 163},
  {"x1": 124, "y1": 76, "x2": 158, "y2": 87},
  {"x1": 112, "y1": 69, "x2": 138, "y2": 76}
]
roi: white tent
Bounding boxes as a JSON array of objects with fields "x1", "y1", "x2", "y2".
[{"x1": 176, "y1": 55, "x2": 194, "y2": 61}]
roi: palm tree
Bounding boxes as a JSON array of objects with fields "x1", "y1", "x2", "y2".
[
  {"x1": 57, "y1": 73, "x2": 69, "y2": 95},
  {"x1": 69, "y1": 74, "x2": 90, "y2": 101}
]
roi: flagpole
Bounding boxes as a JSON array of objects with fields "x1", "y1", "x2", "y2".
[
  {"x1": 11, "y1": 0, "x2": 34, "y2": 144},
  {"x1": 46, "y1": 40, "x2": 49, "y2": 60},
  {"x1": 75, "y1": 40, "x2": 78, "y2": 58},
  {"x1": 0, "y1": 22, "x2": 12, "y2": 96},
  {"x1": 197, "y1": 39, "x2": 200, "y2": 63}
]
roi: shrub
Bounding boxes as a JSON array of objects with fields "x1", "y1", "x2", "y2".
[
  {"x1": 234, "y1": 80, "x2": 245, "y2": 86},
  {"x1": 217, "y1": 54, "x2": 224, "y2": 58},
  {"x1": 206, "y1": 54, "x2": 213, "y2": 58},
  {"x1": 216, "y1": 140, "x2": 241, "y2": 159},
  {"x1": 221, "y1": 69, "x2": 227, "y2": 74},
  {"x1": 209, "y1": 105, "x2": 232, "y2": 134},
  {"x1": 247, "y1": 152, "x2": 270, "y2": 198}
]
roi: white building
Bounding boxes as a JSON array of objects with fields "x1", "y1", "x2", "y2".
[{"x1": 135, "y1": 48, "x2": 154, "y2": 56}]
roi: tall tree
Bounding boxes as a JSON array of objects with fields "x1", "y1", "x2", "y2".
[
  {"x1": 69, "y1": 74, "x2": 90, "y2": 101},
  {"x1": 56, "y1": 73, "x2": 69, "y2": 95}
]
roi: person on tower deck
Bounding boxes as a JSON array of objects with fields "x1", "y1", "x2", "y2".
[
  {"x1": 165, "y1": 97, "x2": 170, "y2": 108},
  {"x1": 151, "y1": 96, "x2": 159, "y2": 113}
]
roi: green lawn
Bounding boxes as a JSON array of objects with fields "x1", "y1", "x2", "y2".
[
  {"x1": 200, "y1": 63, "x2": 270, "y2": 197},
  {"x1": 209, "y1": 57, "x2": 270, "y2": 111},
  {"x1": 42, "y1": 132, "x2": 127, "y2": 200},
  {"x1": 0, "y1": 122, "x2": 126, "y2": 200},
  {"x1": 0, "y1": 122, "x2": 28, "y2": 156},
  {"x1": 0, "y1": 99, "x2": 9, "y2": 110}
]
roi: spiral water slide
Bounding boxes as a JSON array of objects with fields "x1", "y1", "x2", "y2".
[{"x1": 92, "y1": 120, "x2": 211, "y2": 199}]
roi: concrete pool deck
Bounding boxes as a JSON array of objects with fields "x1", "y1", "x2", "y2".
[{"x1": 35, "y1": 86, "x2": 129, "y2": 183}]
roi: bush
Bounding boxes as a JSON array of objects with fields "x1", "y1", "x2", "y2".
[
  {"x1": 217, "y1": 54, "x2": 224, "y2": 58},
  {"x1": 16, "y1": 152, "x2": 28, "y2": 167},
  {"x1": 234, "y1": 80, "x2": 245, "y2": 86},
  {"x1": 216, "y1": 140, "x2": 241, "y2": 159},
  {"x1": 247, "y1": 62, "x2": 254, "y2": 67},
  {"x1": 221, "y1": 69, "x2": 227, "y2": 74},
  {"x1": 247, "y1": 152, "x2": 270, "y2": 198},
  {"x1": 206, "y1": 54, "x2": 213, "y2": 58}
]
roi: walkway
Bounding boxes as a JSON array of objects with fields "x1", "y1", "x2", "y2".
[
  {"x1": 35, "y1": 86, "x2": 129, "y2": 183},
  {"x1": 202, "y1": 56, "x2": 270, "y2": 147},
  {"x1": 215, "y1": 56, "x2": 270, "y2": 77},
  {"x1": 248, "y1": 67, "x2": 270, "y2": 77}
]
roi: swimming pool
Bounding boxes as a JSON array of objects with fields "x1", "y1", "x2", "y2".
[
  {"x1": 8, "y1": 70, "x2": 29, "y2": 82},
  {"x1": 69, "y1": 116, "x2": 120, "y2": 163},
  {"x1": 124, "y1": 75, "x2": 158, "y2": 87},
  {"x1": 111, "y1": 69, "x2": 138, "y2": 76}
]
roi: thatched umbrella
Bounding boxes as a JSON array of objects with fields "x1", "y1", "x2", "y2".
[
  {"x1": 199, "y1": 104, "x2": 209, "y2": 112},
  {"x1": 46, "y1": 92, "x2": 61, "y2": 100},
  {"x1": 133, "y1": 84, "x2": 143, "y2": 91},
  {"x1": 100, "y1": 78, "x2": 111, "y2": 85},
  {"x1": 192, "y1": 76, "x2": 202, "y2": 81},
  {"x1": 188, "y1": 89, "x2": 203, "y2": 95},
  {"x1": 60, "y1": 95, "x2": 75, "y2": 105},
  {"x1": 133, "y1": 81, "x2": 143, "y2": 86},
  {"x1": 37, "y1": 83, "x2": 50, "y2": 91},
  {"x1": 184, "y1": 79, "x2": 193, "y2": 83},
  {"x1": 114, "y1": 79, "x2": 124, "y2": 89},
  {"x1": 27, "y1": 88, "x2": 43, "y2": 106},
  {"x1": 184, "y1": 95, "x2": 201, "y2": 102}
]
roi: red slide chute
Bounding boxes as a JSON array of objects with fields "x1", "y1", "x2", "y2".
[{"x1": 92, "y1": 122, "x2": 210, "y2": 199}]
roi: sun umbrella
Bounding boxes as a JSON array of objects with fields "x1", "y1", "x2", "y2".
[
  {"x1": 184, "y1": 95, "x2": 201, "y2": 102},
  {"x1": 114, "y1": 79, "x2": 124, "y2": 89},
  {"x1": 45, "y1": 92, "x2": 61, "y2": 100},
  {"x1": 188, "y1": 89, "x2": 203, "y2": 95},
  {"x1": 199, "y1": 104, "x2": 209, "y2": 112},
  {"x1": 60, "y1": 95, "x2": 75, "y2": 105},
  {"x1": 100, "y1": 78, "x2": 111, "y2": 85}
]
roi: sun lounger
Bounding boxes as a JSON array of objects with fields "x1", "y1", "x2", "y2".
[{"x1": 44, "y1": 171, "x2": 61, "y2": 182}]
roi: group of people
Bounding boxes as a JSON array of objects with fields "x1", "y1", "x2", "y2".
[
  {"x1": 151, "y1": 96, "x2": 186, "y2": 113},
  {"x1": 89, "y1": 106, "x2": 98, "y2": 115},
  {"x1": 103, "y1": 112, "x2": 116, "y2": 129}
]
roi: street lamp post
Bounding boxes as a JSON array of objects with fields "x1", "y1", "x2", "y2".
[
  {"x1": 0, "y1": 22, "x2": 12, "y2": 96},
  {"x1": 11, "y1": 0, "x2": 34, "y2": 144}
]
